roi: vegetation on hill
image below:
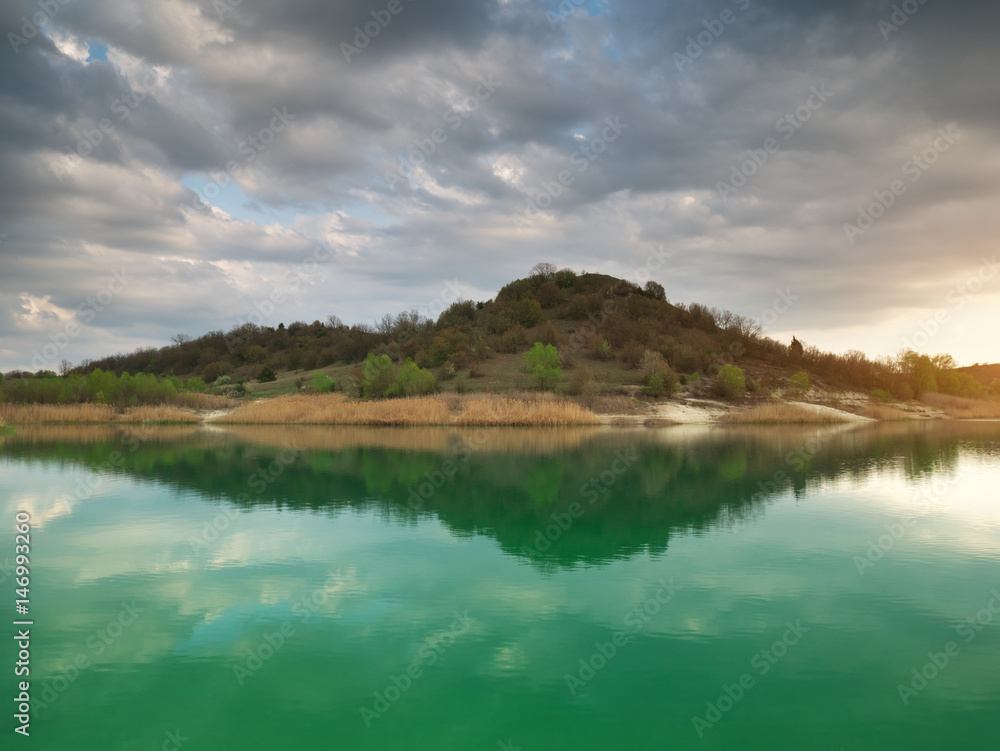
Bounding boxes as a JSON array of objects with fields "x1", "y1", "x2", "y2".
[{"x1": 2, "y1": 264, "x2": 998, "y2": 408}]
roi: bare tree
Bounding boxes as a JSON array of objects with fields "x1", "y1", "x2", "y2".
[
  {"x1": 171, "y1": 333, "x2": 191, "y2": 345},
  {"x1": 58, "y1": 359, "x2": 73, "y2": 376},
  {"x1": 326, "y1": 314, "x2": 344, "y2": 329},
  {"x1": 530, "y1": 262, "x2": 557, "y2": 279}
]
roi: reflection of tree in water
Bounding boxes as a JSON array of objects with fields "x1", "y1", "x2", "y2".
[{"x1": 3, "y1": 422, "x2": 996, "y2": 567}]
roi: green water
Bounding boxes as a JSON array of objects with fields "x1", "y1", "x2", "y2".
[{"x1": 2, "y1": 422, "x2": 999, "y2": 749}]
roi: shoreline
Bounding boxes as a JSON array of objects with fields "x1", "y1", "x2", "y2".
[{"x1": 0, "y1": 389, "x2": 987, "y2": 427}]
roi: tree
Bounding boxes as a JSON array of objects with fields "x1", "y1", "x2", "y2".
[
  {"x1": 790, "y1": 337, "x2": 804, "y2": 362},
  {"x1": 714, "y1": 365, "x2": 746, "y2": 399},
  {"x1": 535, "y1": 281, "x2": 562, "y2": 308},
  {"x1": 362, "y1": 353, "x2": 395, "y2": 398},
  {"x1": 171, "y1": 334, "x2": 191, "y2": 345},
  {"x1": 530, "y1": 262, "x2": 557, "y2": 280},
  {"x1": 644, "y1": 281, "x2": 666, "y2": 301},
  {"x1": 58, "y1": 359, "x2": 73, "y2": 376},
  {"x1": 256, "y1": 367, "x2": 277, "y2": 383},
  {"x1": 525, "y1": 342, "x2": 563, "y2": 390}
]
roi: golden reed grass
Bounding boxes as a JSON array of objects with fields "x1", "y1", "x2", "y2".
[
  {"x1": 719, "y1": 402, "x2": 852, "y2": 425},
  {"x1": 921, "y1": 392, "x2": 1000, "y2": 419},
  {"x1": 453, "y1": 398, "x2": 601, "y2": 426},
  {"x1": 0, "y1": 403, "x2": 199, "y2": 424},
  {"x1": 217, "y1": 393, "x2": 601, "y2": 426},
  {"x1": 218, "y1": 394, "x2": 452, "y2": 425},
  {"x1": 856, "y1": 404, "x2": 912, "y2": 421}
]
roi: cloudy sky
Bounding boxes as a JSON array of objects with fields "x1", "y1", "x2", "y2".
[{"x1": 1, "y1": 0, "x2": 997, "y2": 372}]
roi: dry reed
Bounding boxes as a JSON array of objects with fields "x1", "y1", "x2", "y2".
[
  {"x1": 719, "y1": 402, "x2": 852, "y2": 425},
  {"x1": 0, "y1": 403, "x2": 200, "y2": 424},
  {"x1": 453, "y1": 398, "x2": 601, "y2": 426},
  {"x1": 218, "y1": 394, "x2": 452, "y2": 425},
  {"x1": 856, "y1": 404, "x2": 912, "y2": 421},
  {"x1": 920, "y1": 392, "x2": 1000, "y2": 419}
]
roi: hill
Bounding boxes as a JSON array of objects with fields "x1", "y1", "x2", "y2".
[{"x1": 3, "y1": 265, "x2": 998, "y2": 407}]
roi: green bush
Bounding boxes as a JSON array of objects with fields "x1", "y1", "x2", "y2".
[
  {"x1": 871, "y1": 388, "x2": 894, "y2": 403},
  {"x1": 789, "y1": 371, "x2": 810, "y2": 393},
  {"x1": 214, "y1": 375, "x2": 231, "y2": 388},
  {"x1": 644, "y1": 366, "x2": 679, "y2": 397},
  {"x1": 525, "y1": 342, "x2": 564, "y2": 390},
  {"x1": 256, "y1": 367, "x2": 277, "y2": 383},
  {"x1": 714, "y1": 365, "x2": 746, "y2": 399},
  {"x1": 362, "y1": 353, "x2": 396, "y2": 398},
  {"x1": 186, "y1": 377, "x2": 207, "y2": 393},
  {"x1": 309, "y1": 373, "x2": 337, "y2": 393},
  {"x1": 393, "y1": 359, "x2": 436, "y2": 396}
]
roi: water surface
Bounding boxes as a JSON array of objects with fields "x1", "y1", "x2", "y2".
[{"x1": 2, "y1": 422, "x2": 999, "y2": 749}]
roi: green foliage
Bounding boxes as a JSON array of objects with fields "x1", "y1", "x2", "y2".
[
  {"x1": 309, "y1": 373, "x2": 337, "y2": 393},
  {"x1": 789, "y1": 371, "x2": 810, "y2": 393},
  {"x1": 214, "y1": 375, "x2": 232, "y2": 388},
  {"x1": 362, "y1": 353, "x2": 396, "y2": 398},
  {"x1": 256, "y1": 367, "x2": 277, "y2": 383},
  {"x1": 391, "y1": 359, "x2": 437, "y2": 397},
  {"x1": 871, "y1": 388, "x2": 894, "y2": 403},
  {"x1": 714, "y1": 365, "x2": 746, "y2": 399},
  {"x1": 525, "y1": 342, "x2": 563, "y2": 390},
  {"x1": 186, "y1": 377, "x2": 207, "y2": 393},
  {"x1": 509, "y1": 298, "x2": 544, "y2": 328}
]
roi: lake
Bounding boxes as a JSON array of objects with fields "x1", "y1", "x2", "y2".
[{"x1": 2, "y1": 421, "x2": 999, "y2": 750}]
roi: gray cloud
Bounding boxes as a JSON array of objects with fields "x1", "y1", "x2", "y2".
[{"x1": 1, "y1": 0, "x2": 998, "y2": 370}]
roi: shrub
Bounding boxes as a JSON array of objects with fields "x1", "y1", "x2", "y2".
[
  {"x1": 714, "y1": 365, "x2": 746, "y2": 399},
  {"x1": 569, "y1": 366, "x2": 600, "y2": 398},
  {"x1": 525, "y1": 342, "x2": 564, "y2": 390},
  {"x1": 310, "y1": 373, "x2": 337, "y2": 393},
  {"x1": 214, "y1": 375, "x2": 232, "y2": 388},
  {"x1": 362, "y1": 353, "x2": 395, "y2": 398},
  {"x1": 589, "y1": 339, "x2": 614, "y2": 361},
  {"x1": 535, "y1": 281, "x2": 562, "y2": 309},
  {"x1": 510, "y1": 299, "x2": 544, "y2": 328},
  {"x1": 186, "y1": 377, "x2": 207, "y2": 393},
  {"x1": 393, "y1": 359, "x2": 436, "y2": 396},
  {"x1": 871, "y1": 388, "x2": 894, "y2": 402},
  {"x1": 256, "y1": 367, "x2": 277, "y2": 383},
  {"x1": 895, "y1": 382, "x2": 915, "y2": 401},
  {"x1": 788, "y1": 371, "x2": 810, "y2": 393},
  {"x1": 644, "y1": 365, "x2": 679, "y2": 398},
  {"x1": 202, "y1": 362, "x2": 225, "y2": 383},
  {"x1": 621, "y1": 342, "x2": 645, "y2": 369},
  {"x1": 644, "y1": 281, "x2": 666, "y2": 301}
]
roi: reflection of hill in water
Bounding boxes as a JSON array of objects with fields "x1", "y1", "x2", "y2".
[{"x1": 4, "y1": 422, "x2": 998, "y2": 566}]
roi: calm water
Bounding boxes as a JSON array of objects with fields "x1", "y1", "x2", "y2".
[{"x1": 2, "y1": 422, "x2": 999, "y2": 750}]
